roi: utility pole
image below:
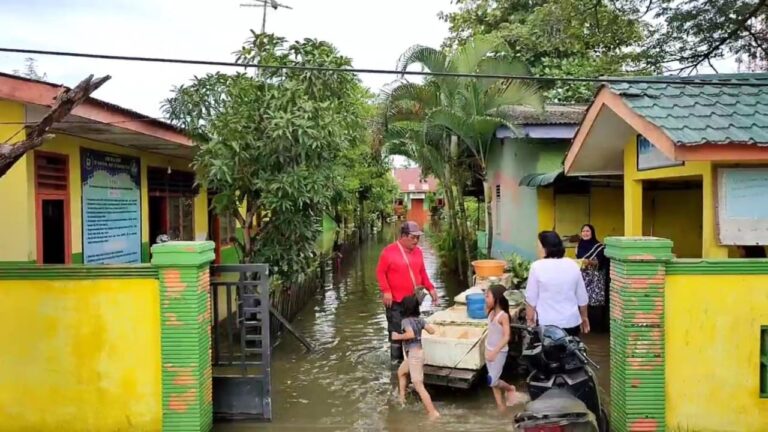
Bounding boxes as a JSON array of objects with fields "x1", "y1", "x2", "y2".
[{"x1": 240, "y1": 0, "x2": 293, "y2": 35}]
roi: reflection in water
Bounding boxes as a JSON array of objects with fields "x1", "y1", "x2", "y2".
[{"x1": 216, "y1": 226, "x2": 610, "y2": 431}]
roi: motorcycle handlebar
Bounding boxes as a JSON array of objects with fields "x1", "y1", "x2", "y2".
[{"x1": 574, "y1": 349, "x2": 600, "y2": 369}]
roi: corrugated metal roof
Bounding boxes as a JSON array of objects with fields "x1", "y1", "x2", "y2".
[
  {"x1": 608, "y1": 73, "x2": 768, "y2": 146},
  {"x1": 497, "y1": 104, "x2": 586, "y2": 125},
  {"x1": 0, "y1": 71, "x2": 186, "y2": 134}
]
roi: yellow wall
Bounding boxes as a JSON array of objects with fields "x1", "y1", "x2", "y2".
[
  {"x1": 643, "y1": 189, "x2": 703, "y2": 258},
  {"x1": 590, "y1": 186, "x2": 624, "y2": 238},
  {"x1": 537, "y1": 188, "x2": 555, "y2": 232},
  {"x1": 0, "y1": 278, "x2": 162, "y2": 430},
  {"x1": 623, "y1": 136, "x2": 728, "y2": 258},
  {"x1": 0, "y1": 100, "x2": 35, "y2": 262},
  {"x1": 537, "y1": 186, "x2": 624, "y2": 258},
  {"x1": 666, "y1": 273, "x2": 768, "y2": 431}
]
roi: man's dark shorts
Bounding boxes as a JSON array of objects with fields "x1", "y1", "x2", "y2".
[{"x1": 385, "y1": 302, "x2": 405, "y2": 362}]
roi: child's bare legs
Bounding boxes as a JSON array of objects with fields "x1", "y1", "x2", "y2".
[
  {"x1": 413, "y1": 381, "x2": 440, "y2": 419},
  {"x1": 496, "y1": 379, "x2": 518, "y2": 406},
  {"x1": 396, "y1": 359, "x2": 409, "y2": 405},
  {"x1": 491, "y1": 386, "x2": 506, "y2": 411},
  {"x1": 408, "y1": 348, "x2": 439, "y2": 418}
]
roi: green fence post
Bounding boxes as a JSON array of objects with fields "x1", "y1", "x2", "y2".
[
  {"x1": 605, "y1": 236, "x2": 674, "y2": 432},
  {"x1": 152, "y1": 241, "x2": 216, "y2": 432}
]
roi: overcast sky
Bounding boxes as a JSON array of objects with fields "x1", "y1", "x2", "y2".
[
  {"x1": 0, "y1": 0, "x2": 453, "y2": 117},
  {"x1": 1, "y1": 0, "x2": 744, "y2": 122}
]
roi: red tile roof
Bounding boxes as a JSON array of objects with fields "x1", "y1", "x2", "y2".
[{"x1": 393, "y1": 167, "x2": 439, "y2": 193}]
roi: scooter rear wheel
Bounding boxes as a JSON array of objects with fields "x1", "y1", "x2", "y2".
[{"x1": 599, "y1": 407, "x2": 610, "y2": 432}]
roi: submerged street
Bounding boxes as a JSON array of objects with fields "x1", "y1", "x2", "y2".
[{"x1": 217, "y1": 226, "x2": 610, "y2": 431}]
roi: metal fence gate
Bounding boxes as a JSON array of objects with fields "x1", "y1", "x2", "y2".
[{"x1": 210, "y1": 264, "x2": 272, "y2": 421}]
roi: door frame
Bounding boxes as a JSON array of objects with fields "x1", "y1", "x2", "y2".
[{"x1": 34, "y1": 151, "x2": 72, "y2": 264}]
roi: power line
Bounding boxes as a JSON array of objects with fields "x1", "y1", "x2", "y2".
[{"x1": 2, "y1": 46, "x2": 768, "y2": 87}]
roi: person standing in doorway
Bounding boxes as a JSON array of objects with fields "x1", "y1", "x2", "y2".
[
  {"x1": 376, "y1": 221, "x2": 439, "y2": 361},
  {"x1": 576, "y1": 224, "x2": 609, "y2": 332}
]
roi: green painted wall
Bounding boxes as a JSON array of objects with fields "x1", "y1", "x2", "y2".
[{"x1": 487, "y1": 138, "x2": 570, "y2": 259}]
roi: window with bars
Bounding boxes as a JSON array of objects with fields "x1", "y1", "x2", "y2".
[
  {"x1": 218, "y1": 213, "x2": 238, "y2": 246},
  {"x1": 761, "y1": 326, "x2": 767, "y2": 398},
  {"x1": 168, "y1": 196, "x2": 194, "y2": 241},
  {"x1": 148, "y1": 167, "x2": 196, "y2": 241},
  {"x1": 35, "y1": 153, "x2": 68, "y2": 193}
]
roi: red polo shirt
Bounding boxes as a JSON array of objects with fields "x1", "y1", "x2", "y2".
[{"x1": 376, "y1": 242, "x2": 436, "y2": 303}]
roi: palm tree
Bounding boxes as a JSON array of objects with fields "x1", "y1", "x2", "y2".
[{"x1": 385, "y1": 35, "x2": 543, "y2": 261}]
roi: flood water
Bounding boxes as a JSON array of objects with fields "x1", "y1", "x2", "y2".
[{"x1": 216, "y1": 227, "x2": 610, "y2": 431}]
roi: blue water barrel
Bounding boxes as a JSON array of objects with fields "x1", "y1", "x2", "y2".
[{"x1": 466, "y1": 293, "x2": 487, "y2": 319}]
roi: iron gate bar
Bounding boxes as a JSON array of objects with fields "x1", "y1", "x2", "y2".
[{"x1": 210, "y1": 263, "x2": 272, "y2": 421}]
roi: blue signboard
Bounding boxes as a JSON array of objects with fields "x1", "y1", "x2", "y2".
[
  {"x1": 636, "y1": 135, "x2": 683, "y2": 171},
  {"x1": 81, "y1": 149, "x2": 142, "y2": 264}
]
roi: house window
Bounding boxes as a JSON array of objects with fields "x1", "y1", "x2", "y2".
[
  {"x1": 408, "y1": 184, "x2": 416, "y2": 191},
  {"x1": 761, "y1": 326, "x2": 767, "y2": 398},
  {"x1": 218, "y1": 213, "x2": 238, "y2": 246},
  {"x1": 168, "y1": 196, "x2": 195, "y2": 241},
  {"x1": 147, "y1": 167, "x2": 197, "y2": 243},
  {"x1": 34, "y1": 152, "x2": 71, "y2": 264}
]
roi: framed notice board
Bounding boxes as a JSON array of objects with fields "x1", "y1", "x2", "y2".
[
  {"x1": 717, "y1": 167, "x2": 768, "y2": 245},
  {"x1": 81, "y1": 149, "x2": 142, "y2": 263}
]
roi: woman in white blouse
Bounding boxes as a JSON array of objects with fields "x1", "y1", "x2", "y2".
[{"x1": 525, "y1": 231, "x2": 590, "y2": 336}]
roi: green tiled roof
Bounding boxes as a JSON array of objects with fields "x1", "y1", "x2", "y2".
[{"x1": 607, "y1": 73, "x2": 768, "y2": 146}]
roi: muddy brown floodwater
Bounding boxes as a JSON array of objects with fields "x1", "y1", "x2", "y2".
[{"x1": 216, "y1": 226, "x2": 610, "y2": 432}]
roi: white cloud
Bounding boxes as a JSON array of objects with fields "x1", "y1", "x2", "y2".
[{"x1": 0, "y1": 0, "x2": 452, "y2": 117}]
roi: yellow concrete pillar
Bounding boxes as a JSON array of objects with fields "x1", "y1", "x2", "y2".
[
  {"x1": 624, "y1": 179, "x2": 643, "y2": 236},
  {"x1": 194, "y1": 188, "x2": 209, "y2": 241},
  {"x1": 702, "y1": 164, "x2": 728, "y2": 258}
]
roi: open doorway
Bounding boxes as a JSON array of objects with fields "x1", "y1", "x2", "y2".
[
  {"x1": 643, "y1": 178, "x2": 703, "y2": 258},
  {"x1": 41, "y1": 199, "x2": 66, "y2": 264},
  {"x1": 149, "y1": 196, "x2": 168, "y2": 245}
]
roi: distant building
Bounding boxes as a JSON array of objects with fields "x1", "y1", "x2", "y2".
[{"x1": 392, "y1": 167, "x2": 440, "y2": 224}]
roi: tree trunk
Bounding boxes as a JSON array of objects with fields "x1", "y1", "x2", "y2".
[
  {"x1": 456, "y1": 182, "x2": 473, "y2": 281},
  {"x1": 449, "y1": 135, "x2": 470, "y2": 280},
  {"x1": 484, "y1": 180, "x2": 494, "y2": 258},
  {"x1": 443, "y1": 161, "x2": 463, "y2": 277}
]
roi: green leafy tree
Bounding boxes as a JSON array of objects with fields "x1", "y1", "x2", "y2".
[
  {"x1": 439, "y1": 0, "x2": 659, "y2": 102},
  {"x1": 441, "y1": 0, "x2": 768, "y2": 81},
  {"x1": 331, "y1": 101, "x2": 400, "y2": 241},
  {"x1": 164, "y1": 33, "x2": 368, "y2": 282},
  {"x1": 648, "y1": 0, "x2": 768, "y2": 73},
  {"x1": 385, "y1": 35, "x2": 542, "y2": 260}
]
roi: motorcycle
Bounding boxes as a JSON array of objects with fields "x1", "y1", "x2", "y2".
[{"x1": 511, "y1": 324, "x2": 609, "y2": 432}]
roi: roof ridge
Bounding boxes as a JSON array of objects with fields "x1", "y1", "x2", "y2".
[{"x1": 606, "y1": 72, "x2": 768, "y2": 82}]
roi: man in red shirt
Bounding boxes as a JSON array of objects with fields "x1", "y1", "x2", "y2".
[{"x1": 376, "y1": 221, "x2": 439, "y2": 361}]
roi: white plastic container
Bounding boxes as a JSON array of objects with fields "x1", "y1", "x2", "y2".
[{"x1": 422, "y1": 324, "x2": 487, "y2": 370}]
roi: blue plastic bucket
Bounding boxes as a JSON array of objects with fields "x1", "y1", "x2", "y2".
[{"x1": 466, "y1": 293, "x2": 487, "y2": 319}]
